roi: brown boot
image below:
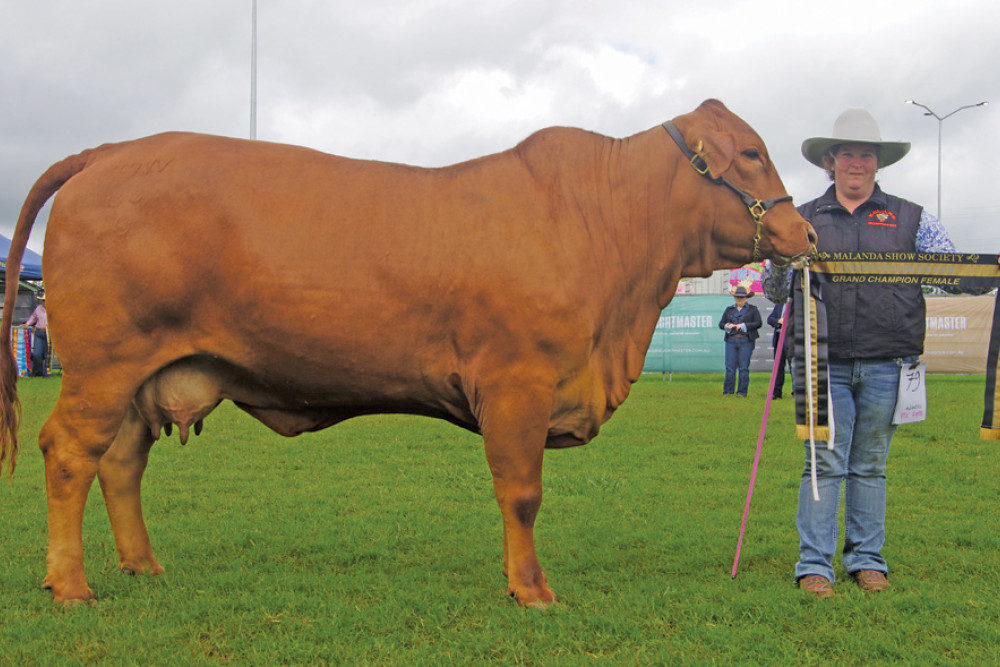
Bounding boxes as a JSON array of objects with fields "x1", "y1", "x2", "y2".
[
  {"x1": 854, "y1": 570, "x2": 889, "y2": 592},
  {"x1": 798, "y1": 574, "x2": 835, "y2": 598}
]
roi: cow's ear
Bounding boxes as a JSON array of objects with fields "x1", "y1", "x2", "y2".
[{"x1": 694, "y1": 131, "x2": 736, "y2": 179}]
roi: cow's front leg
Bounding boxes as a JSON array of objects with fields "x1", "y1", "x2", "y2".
[
  {"x1": 39, "y1": 412, "x2": 104, "y2": 604},
  {"x1": 97, "y1": 405, "x2": 163, "y2": 577},
  {"x1": 480, "y1": 388, "x2": 557, "y2": 607}
]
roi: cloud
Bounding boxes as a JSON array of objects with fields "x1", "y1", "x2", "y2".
[{"x1": 2, "y1": 0, "x2": 998, "y2": 254}]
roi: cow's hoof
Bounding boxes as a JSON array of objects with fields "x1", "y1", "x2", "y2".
[
  {"x1": 119, "y1": 560, "x2": 165, "y2": 576},
  {"x1": 525, "y1": 596, "x2": 557, "y2": 609},
  {"x1": 42, "y1": 577, "x2": 96, "y2": 606},
  {"x1": 62, "y1": 597, "x2": 99, "y2": 608},
  {"x1": 507, "y1": 585, "x2": 558, "y2": 608}
]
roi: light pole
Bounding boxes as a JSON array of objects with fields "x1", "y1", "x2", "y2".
[
  {"x1": 250, "y1": 0, "x2": 258, "y2": 140},
  {"x1": 905, "y1": 99, "x2": 988, "y2": 221}
]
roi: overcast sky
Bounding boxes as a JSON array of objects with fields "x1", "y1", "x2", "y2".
[{"x1": 2, "y1": 0, "x2": 998, "y2": 256}]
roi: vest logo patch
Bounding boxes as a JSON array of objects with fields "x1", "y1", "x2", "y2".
[{"x1": 868, "y1": 209, "x2": 897, "y2": 227}]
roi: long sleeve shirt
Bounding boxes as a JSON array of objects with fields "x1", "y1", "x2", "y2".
[{"x1": 24, "y1": 305, "x2": 47, "y2": 332}]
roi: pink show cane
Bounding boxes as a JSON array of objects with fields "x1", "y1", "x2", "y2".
[{"x1": 731, "y1": 300, "x2": 790, "y2": 579}]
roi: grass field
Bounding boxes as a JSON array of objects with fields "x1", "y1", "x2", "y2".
[{"x1": 2, "y1": 372, "x2": 1000, "y2": 664}]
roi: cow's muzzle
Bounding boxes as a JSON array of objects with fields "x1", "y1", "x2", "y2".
[{"x1": 772, "y1": 226, "x2": 819, "y2": 270}]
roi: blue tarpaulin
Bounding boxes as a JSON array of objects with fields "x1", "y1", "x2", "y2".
[{"x1": 0, "y1": 234, "x2": 42, "y2": 280}]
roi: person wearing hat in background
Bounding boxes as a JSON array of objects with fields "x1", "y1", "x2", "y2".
[
  {"x1": 763, "y1": 107, "x2": 967, "y2": 598},
  {"x1": 718, "y1": 283, "x2": 762, "y2": 397},
  {"x1": 24, "y1": 293, "x2": 49, "y2": 377}
]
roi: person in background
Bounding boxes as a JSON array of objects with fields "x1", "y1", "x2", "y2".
[
  {"x1": 764, "y1": 107, "x2": 965, "y2": 599},
  {"x1": 24, "y1": 293, "x2": 49, "y2": 377},
  {"x1": 766, "y1": 300, "x2": 790, "y2": 399},
  {"x1": 718, "y1": 284, "x2": 762, "y2": 397}
]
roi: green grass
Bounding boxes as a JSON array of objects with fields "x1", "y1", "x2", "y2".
[{"x1": 2, "y1": 373, "x2": 1000, "y2": 664}]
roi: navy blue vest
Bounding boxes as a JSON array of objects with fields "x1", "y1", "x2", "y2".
[{"x1": 799, "y1": 185, "x2": 924, "y2": 359}]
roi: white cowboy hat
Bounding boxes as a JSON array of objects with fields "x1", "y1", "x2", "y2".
[{"x1": 801, "y1": 107, "x2": 911, "y2": 169}]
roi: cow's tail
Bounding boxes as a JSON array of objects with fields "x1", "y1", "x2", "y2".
[{"x1": 1, "y1": 150, "x2": 93, "y2": 478}]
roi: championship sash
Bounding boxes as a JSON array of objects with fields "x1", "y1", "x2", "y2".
[
  {"x1": 792, "y1": 269, "x2": 830, "y2": 441},
  {"x1": 794, "y1": 252, "x2": 1000, "y2": 440}
]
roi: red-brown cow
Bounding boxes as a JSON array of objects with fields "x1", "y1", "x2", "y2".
[{"x1": 0, "y1": 99, "x2": 815, "y2": 605}]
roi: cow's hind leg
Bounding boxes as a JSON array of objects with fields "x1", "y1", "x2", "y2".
[
  {"x1": 97, "y1": 404, "x2": 163, "y2": 577},
  {"x1": 97, "y1": 356, "x2": 226, "y2": 577},
  {"x1": 39, "y1": 394, "x2": 125, "y2": 604},
  {"x1": 480, "y1": 386, "x2": 557, "y2": 607}
]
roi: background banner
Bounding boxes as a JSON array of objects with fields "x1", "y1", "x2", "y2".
[
  {"x1": 643, "y1": 294, "x2": 995, "y2": 376},
  {"x1": 643, "y1": 295, "x2": 730, "y2": 374},
  {"x1": 922, "y1": 295, "x2": 993, "y2": 373}
]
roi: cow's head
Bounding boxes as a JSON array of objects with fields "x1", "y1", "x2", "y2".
[{"x1": 670, "y1": 99, "x2": 816, "y2": 269}]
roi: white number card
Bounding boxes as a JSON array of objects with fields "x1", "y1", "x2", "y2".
[{"x1": 893, "y1": 362, "x2": 927, "y2": 425}]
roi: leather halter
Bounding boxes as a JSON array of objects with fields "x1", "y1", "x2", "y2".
[{"x1": 662, "y1": 121, "x2": 793, "y2": 263}]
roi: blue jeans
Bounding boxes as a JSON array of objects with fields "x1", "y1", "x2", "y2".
[
  {"x1": 30, "y1": 330, "x2": 48, "y2": 377},
  {"x1": 723, "y1": 338, "x2": 754, "y2": 395},
  {"x1": 772, "y1": 341, "x2": 790, "y2": 397},
  {"x1": 795, "y1": 357, "x2": 909, "y2": 584}
]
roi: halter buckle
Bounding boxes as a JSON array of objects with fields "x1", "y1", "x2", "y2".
[{"x1": 689, "y1": 154, "x2": 710, "y2": 176}]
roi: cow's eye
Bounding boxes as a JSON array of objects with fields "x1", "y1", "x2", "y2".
[{"x1": 741, "y1": 149, "x2": 761, "y2": 161}]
